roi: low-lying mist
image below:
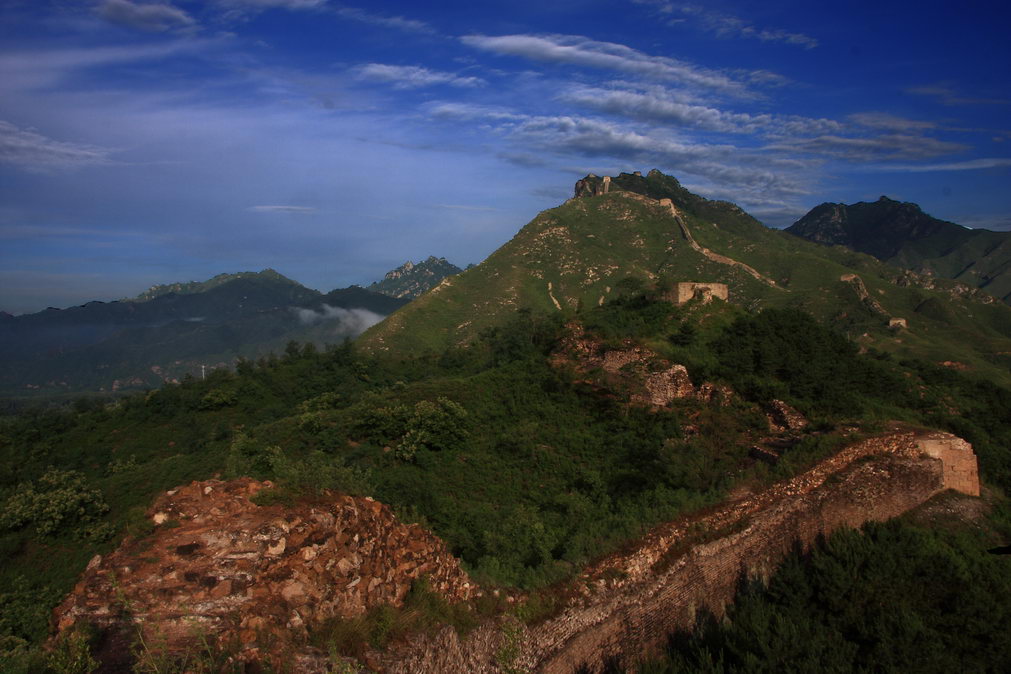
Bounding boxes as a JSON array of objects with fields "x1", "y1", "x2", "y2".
[{"x1": 293, "y1": 304, "x2": 385, "y2": 337}]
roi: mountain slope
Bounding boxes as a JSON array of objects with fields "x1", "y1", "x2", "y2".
[
  {"x1": 361, "y1": 170, "x2": 1011, "y2": 386},
  {"x1": 786, "y1": 197, "x2": 1011, "y2": 304},
  {"x1": 368, "y1": 256, "x2": 462, "y2": 299}
]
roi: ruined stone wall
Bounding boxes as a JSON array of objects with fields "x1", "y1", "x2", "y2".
[
  {"x1": 54, "y1": 431, "x2": 980, "y2": 673},
  {"x1": 374, "y1": 429, "x2": 979, "y2": 673},
  {"x1": 917, "y1": 432, "x2": 980, "y2": 496},
  {"x1": 53, "y1": 479, "x2": 474, "y2": 669},
  {"x1": 670, "y1": 282, "x2": 729, "y2": 305}
]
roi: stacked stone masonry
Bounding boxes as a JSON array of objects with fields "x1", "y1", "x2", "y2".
[
  {"x1": 53, "y1": 479, "x2": 474, "y2": 670},
  {"x1": 373, "y1": 428, "x2": 979, "y2": 673}
]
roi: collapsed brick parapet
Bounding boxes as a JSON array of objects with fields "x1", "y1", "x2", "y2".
[
  {"x1": 373, "y1": 428, "x2": 979, "y2": 673},
  {"x1": 52, "y1": 478, "x2": 474, "y2": 668}
]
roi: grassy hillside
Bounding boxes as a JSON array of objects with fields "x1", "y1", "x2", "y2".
[{"x1": 362, "y1": 171, "x2": 1011, "y2": 388}]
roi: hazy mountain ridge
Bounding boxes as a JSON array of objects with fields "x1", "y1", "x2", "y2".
[
  {"x1": 787, "y1": 197, "x2": 1011, "y2": 304},
  {"x1": 367, "y1": 256, "x2": 463, "y2": 299},
  {"x1": 128, "y1": 269, "x2": 302, "y2": 302},
  {"x1": 0, "y1": 271, "x2": 407, "y2": 396}
]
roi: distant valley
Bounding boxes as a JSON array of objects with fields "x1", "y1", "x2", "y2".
[{"x1": 0, "y1": 261, "x2": 461, "y2": 397}]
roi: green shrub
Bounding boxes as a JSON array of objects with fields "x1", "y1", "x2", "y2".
[{"x1": 0, "y1": 469, "x2": 109, "y2": 538}]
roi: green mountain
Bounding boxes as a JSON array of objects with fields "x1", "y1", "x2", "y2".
[
  {"x1": 3, "y1": 172, "x2": 1011, "y2": 672},
  {"x1": 0, "y1": 271, "x2": 407, "y2": 396},
  {"x1": 786, "y1": 197, "x2": 1011, "y2": 304},
  {"x1": 361, "y1": 170, "x2": 1011, "y2": 386},
  {"x1": 367, "y1": 256, "x2": 463, "y2": 299}
]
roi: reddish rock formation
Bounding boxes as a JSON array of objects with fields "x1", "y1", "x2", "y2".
[
  {"x1": 553, "y1": 325, "x2": 704, "y2": 407},
  {"x1": 765, "y1": 399, "x2": 808, "y2": 433},
  {"x1": 53, "y1": 479, "x2": 474, "y2": 669}
]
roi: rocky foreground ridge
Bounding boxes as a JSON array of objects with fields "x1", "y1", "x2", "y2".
[
  {"x1": 54, "y1": 479, "x2": 474, "y2": 671},
  {"x1": 52, "y1": 428, "x2": 979, "y2": 672}
]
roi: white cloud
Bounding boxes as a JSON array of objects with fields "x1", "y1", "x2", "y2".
[
  {"x1": 559, "y1": 85, "x2": 840, "y2": 135},
  {"x1": 293, "y1": 304, "x2": 385, "y2": 336},
  {"x1": 0, "y1": 120, "x2": 114, "y2": 170},
  {"x1": 425, "y1": 102, "x2": 524, "y2": 121},
  {"x1": 97, "y1": 0, "x2": 196, "y2": 32},
  {"x1": 355, "y1": 64, "x2": 484, "y2": 89},
  {"x1": 460, "y1": 34, "x2": 751, "y2": 97},
  {"x1": 334, "y1": 5, "x2": 435, "y2": 34}
]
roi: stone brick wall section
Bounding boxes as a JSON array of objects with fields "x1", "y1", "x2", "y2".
[
  {"x1": 52, "y1": 429, "x2": 979, "y2": 672},
  {"x1": 670, "y1": 282, "x2": 729, "y2": 305},
  {"x1": 53, "y1": 479, "x2": 474, "y2": 669},
  {"x1": 374, "y1": 428, "x2": 979, "y2": 673}
]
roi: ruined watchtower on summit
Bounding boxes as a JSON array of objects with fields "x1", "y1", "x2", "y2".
[{"x1": 667, "y1": 282, "x2": 728, "y2": 305}]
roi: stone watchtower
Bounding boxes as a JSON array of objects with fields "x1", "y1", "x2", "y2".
[{"x1": 666, "y1": 282, "x2": 729, "y2": 305}]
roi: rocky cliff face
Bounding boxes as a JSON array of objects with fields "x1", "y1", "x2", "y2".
[
  {"x1": 368, "y1": 256, "x2": 463, "y2": 300},
  {"x1": 53, "y1": 478, "x2": 474, "y2": 670},
  {"x1": 552, "y1": 324, "x2": 730, "y2": 408}
]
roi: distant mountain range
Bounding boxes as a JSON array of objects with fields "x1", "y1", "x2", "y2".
[
  {"x1": 0, "y1": 270, "x2": 409, "y2": 396},
  {"x1": 361, "y1": 170, "x2": 1011, "y2": 387},
  {"x1": 787, "y1": 197, "x2": 1011, "y2": 305},
  {"x1": 367, "y1": 256, "x2": 463, "y2": 299}
]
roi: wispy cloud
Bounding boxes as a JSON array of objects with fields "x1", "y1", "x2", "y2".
[
  {"x1": 872, "y1": 158, "x2": 1011, "y2": 172},
  {"x1": 249, "y1": 205, "x2": 318, "y2": 213},
  {"x1": 849, "y1": 112, "x2": 936, "y2": 132},
  {"x1": 217, "y1": 0, "x2": 328, "y2": 10},
  {"x1": 355, "y1": 64, "x2": 484, "y2": 89},
  {"x1": 97, "y1": 0, "x2": 196, "y2": 33},
  {"x1": 768, "y1": 133, "x2": 967, "y2": 161},
  {"x1": 955, "y1": 214, "x2": 1011, "y2": 231},
  {"x1": 0, "y1": 40, "x2": 214, "y2": 92},
  {"x1": 0, "y1": 120, "x2": 115, "y2": 170},
  {"x1": 426, "y1": 102, "x2": 525, "y2": 121},
  {"x1": 559, "y1": 84, "x2": 840, "y2": 135},
  {"x1": 334, "y1": 5, "x2": 435, "y2": 34},
  {"x1": 633, "y1": 1, "x2": 818, "y2": 49},
  {"x1": 461, "y1": 34, "x2": 751, "y2": 97},
  {"x1": 906, "y1": 83, "x2": 1011, "y2": 106},
  {"x1": 429, "y1": 106, "x2": 812, "y2": 203}
]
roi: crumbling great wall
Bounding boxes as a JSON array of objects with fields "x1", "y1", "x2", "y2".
[
  {"x1": 53, "y1": 428, "x2": 979, "y2": 672},
  {"x1": 372, "y1": 428, "x2": 979, "y2": 673}
]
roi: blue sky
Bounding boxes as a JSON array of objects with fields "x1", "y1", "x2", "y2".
[{"x1": 1, "y1": 0, "x2": 1009, "y2": 314}]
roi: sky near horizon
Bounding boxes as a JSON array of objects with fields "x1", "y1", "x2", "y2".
[{"x1": 1, "y1": 0, "x2": 1009, "y2": 314}]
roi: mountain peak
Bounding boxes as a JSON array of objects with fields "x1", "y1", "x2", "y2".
[
  {"x1": 130, "y1": 269, "x2": 301, "y2": 302},
  {"x1": 368, "y1": 257, "x2": 462, "y2": 300}
]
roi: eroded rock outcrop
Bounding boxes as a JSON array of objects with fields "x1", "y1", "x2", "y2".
[
  {"x1": 552, "y1": 325, "x2": 710, "y2": 407},
  {"x1": 53, "y1": 479, "x2": 474, "y2": 669}
]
